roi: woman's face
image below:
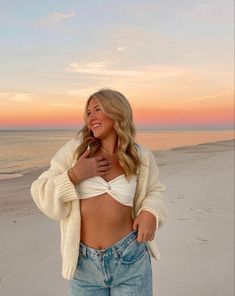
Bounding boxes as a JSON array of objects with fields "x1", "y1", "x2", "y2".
[{"x1": 86, "y1": 97, "x2": 116, "y2": 140}]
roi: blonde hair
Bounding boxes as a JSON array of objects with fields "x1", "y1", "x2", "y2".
[{"x1": 73, "y1": 88, "x2": 140, "y2": 180}]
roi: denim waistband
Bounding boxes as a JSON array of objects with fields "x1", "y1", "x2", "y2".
[{"x1": 79, "y1": 230, "x2": 138, "y2": 260}]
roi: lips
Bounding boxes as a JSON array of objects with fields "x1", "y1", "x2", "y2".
[{"x1": 91, "y1": 122, "x2": 101, "y2": 129}]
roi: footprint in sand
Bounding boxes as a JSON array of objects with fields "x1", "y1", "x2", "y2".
[
  {"x1": 169, "y1": 196, "x2": 184, "y2": 205},
  {"x1": 195, "y1": 237, "x2": 209, "y2": 244},
  {"x1": 190, "y1": 207, "x2": 214, "y2": 214},
  {"x1": 171, "y1": 196, "x2": 184, "y2": 200},
  {"x1": 177, "y1": 217, "x2": 191, "y2": 221},
  {"x1": 190, "y1": 208, "x2": 213, "y2": 221}
]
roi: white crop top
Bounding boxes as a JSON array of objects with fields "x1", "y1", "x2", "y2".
[{"x1": 76, "y1": 174, "x2": 137, "y2": 207}]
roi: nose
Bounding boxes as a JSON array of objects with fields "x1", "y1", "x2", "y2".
[{"x1": 88, "y1": 111, "x2": 97, "y2": 123}]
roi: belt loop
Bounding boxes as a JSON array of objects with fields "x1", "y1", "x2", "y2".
[{"x1": 82, "y1": 245, "x2": 87, "y2": 258}]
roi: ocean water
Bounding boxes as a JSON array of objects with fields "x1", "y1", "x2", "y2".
[{"x1": 0, "y1": 129, "x2": 234, "y2": 180}]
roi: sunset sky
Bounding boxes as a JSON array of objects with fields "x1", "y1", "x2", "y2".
[{"x1": 0, "y1": 0, "x2": 234, "y2": 130}]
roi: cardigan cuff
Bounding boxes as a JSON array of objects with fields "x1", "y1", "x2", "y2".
[
  {"x1": 54, "y1": 170, "x2": 79, "y2": 202},
  {"x1": 62, "y1": 262, "x2": 77, "y2": 280}
]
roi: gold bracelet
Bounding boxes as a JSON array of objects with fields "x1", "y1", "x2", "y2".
[{"x1": 68, "y1": 168, "x2": 79, "y2": 184}]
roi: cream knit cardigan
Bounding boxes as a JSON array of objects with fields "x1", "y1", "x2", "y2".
[{"x1": 30, "y1": 135, "x2": 167, "y2": 280}]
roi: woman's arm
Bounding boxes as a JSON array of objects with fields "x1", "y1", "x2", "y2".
[
  {"x1": 137, "y1": 150, "x2": 167, "y2": 229},
  {"x1": 30, "y1": 137, "x2": 80, "y2": 221}
]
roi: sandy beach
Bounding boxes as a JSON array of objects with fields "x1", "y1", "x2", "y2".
[{"x1": 0, "y1": 139, "x2": 234, "y2": 296}]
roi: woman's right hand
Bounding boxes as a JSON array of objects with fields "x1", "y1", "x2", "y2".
[{"x1": 72, "y1": 148, "x2": 111, "y2": 181}]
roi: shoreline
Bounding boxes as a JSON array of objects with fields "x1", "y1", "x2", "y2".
[
  {"x1": 0, "y1": 138, "x2": 234, "y2": 182},
  {"x1": 0, "y1": 138, "x2": 234, "y2": 221}
]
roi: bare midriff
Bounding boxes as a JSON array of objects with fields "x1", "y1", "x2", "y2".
[
  {"x1": 80, "y1": 193, "x2": 134, "y2": 250},
  {"x1": 79, "y1": 149, "x2": 135, "y2": 250}
]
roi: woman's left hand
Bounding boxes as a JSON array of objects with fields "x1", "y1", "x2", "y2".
[{"x1": 133, "y1": 210, "x2": 157, "y2": 243}]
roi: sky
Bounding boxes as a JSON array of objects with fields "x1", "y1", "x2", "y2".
[{"x1": 0, "y1": 0, "x2": 234, "y2": 130}]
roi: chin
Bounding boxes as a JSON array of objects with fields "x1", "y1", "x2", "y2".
[
  {"x1": 92, "y1": 132, "x2": 102, "y2": 139},
  {"x1": 92, "y1": 130, "x2": 105, "y2": 138},
  {"x1": 92, "y1": 129, "x2": 112, "y2": 140}
]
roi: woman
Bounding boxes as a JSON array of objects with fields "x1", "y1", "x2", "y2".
[{"x1": 31, "y1": 88, "x2": 167, "y2": 295}]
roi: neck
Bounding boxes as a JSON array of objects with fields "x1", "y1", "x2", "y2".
[
  {"x1": 100, "y1": 146, "x2": 117, "y2": 156},
  {"x1": 100, "y1": 139, "x2": 117, "y2": 156}
]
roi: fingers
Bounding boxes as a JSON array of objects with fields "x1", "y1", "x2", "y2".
[
  {"x1": 98, "y1": 160, "x2": 111, "y2": 168},
  {"x1": 75, "y1": 148, "x2": 112, "y2": 180},
  {"x1": 95, "y1": 154, "x2": 107, "y2": 162},
  {"x1": 136, "y1": 229, "x2": 155, "y2": 243},
  {"x1": 80, "y1": 148, "x2": 90, "y2": 159},
  {"x1": 98, "y1": 166, "x2": 111, "y2": 173},
  {"x1": 97, "y1": 161, "x2": 111, "y2": 173},
  {"x1": 94, "y1": 157, "x2": 111, "y2": 173},
  {"x1": 136, "y1": 235, "x2": 154, "y2": 243},
  {"x1": 133, "y1": 216, "x2": 155, "y2": 243}
]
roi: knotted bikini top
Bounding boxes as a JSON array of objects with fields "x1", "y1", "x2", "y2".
[{"x1": 76, "y1": 174, "x2": 137, "y2": 207}]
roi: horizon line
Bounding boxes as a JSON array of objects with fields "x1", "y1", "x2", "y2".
[{"x1": 0, "y1": 127, "x2": 234, "y2": 132}]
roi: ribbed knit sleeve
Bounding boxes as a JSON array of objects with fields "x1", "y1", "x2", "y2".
[
  {"x1": 137, "y1": 150, "x2": 167, "y2": 229},
  {"x1": 30, "y1": 136, "x2": 81, "y2": 221}
]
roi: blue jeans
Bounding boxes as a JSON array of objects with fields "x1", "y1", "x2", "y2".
[{"x1": 69, "y1": 230, "x2": 153, "y2": 295}]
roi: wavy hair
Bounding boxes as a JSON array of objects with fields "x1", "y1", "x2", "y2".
[{"x1": 73, "y1": 88, "x2": 140, "y2": 180}]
